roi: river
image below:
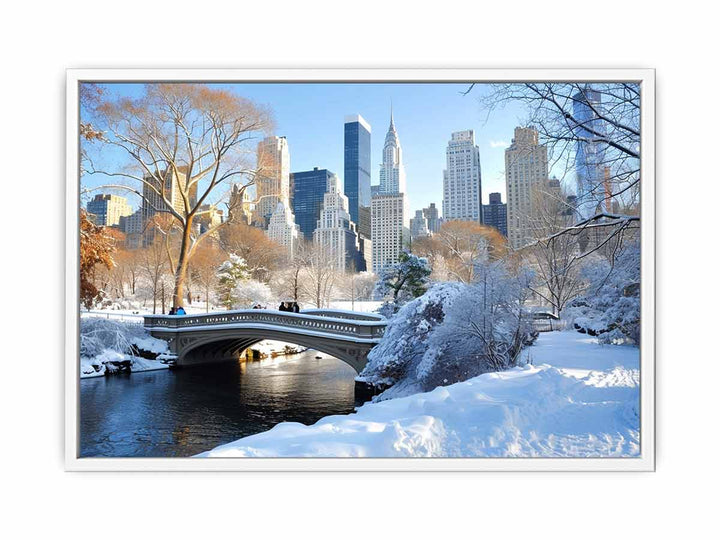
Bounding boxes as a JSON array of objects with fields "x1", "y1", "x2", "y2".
[{"x1": 79, "y1": 348, "x2": 358, "y2": 458}]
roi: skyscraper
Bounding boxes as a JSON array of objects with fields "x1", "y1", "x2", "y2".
[
  {"x1": 87, "y1": 193, "x2": 132, "y2": 227},
  {"x1": 505, "y1": 127, "x2": 549, "y2": 249},
  {"x1": 254, "y1": 136, "x2": 290, "y2": 227},
  {"x1": 482, "y1": 192, "x2": 508, "y2": 237},
  {"x1": 371, "y1": 108, "x2": 410, "y2": 274},
  {"x1": 290, "y1": 167, "x2": 337, "y2": 240},
  {"x1": 378, "y1": 108, "x2": 406, "y2": 195},
  {"x1": 409, "y1": 209, "x2": 430, "y2": 240},
  {"x1": 313, "y1": 174, "x2": 361, "y2": 271},
  {"x1": 267, "y1": 201, "x2": 299, "y2": 258},
  {"x1": 422, "y1": 203, "x2": 442, "y2": 233},
  {"x1": 442, "y1": 130, "x2": 483, "y2": 224},
  {"x1": 344, "y1": 115, "x2": 372, "y2": 271},
  {"x1": 573, "y1": 87, "x2": 606, "y2": 220}
]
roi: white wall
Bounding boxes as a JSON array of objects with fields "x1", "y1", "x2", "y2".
[{"x1": 3, "y1": 1, "x2": 717, "y2": 538}]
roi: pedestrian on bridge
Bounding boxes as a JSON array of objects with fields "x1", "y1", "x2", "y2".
[{"x1": 291, "y1": 302, "x2": 300, "y2": 313}]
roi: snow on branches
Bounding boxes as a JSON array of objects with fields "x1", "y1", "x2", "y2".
[
  {"x1": 565, "y1": 242, "x2": 641, "y2": 345},
  {"x1": 374, "y1": 251, "x2": 432, "y2": 317},
  {"x1": 215, "y1": 254, "x2": 250, "y2": 310},
  {"x1": 360, "y1": 261, "x2": 537, "y2": 400}
]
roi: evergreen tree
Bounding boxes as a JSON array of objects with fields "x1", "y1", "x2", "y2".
[
  {"x1": 375, "y1": 251, "x2": 432, "y2": 316},
  {"x1": 215, "y1": 254, "x2": 250, "y2": 310}
]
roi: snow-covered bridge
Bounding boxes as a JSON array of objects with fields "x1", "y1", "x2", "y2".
[{"x1": 143, "y1": 309, "x2": 387, "y2": 372}]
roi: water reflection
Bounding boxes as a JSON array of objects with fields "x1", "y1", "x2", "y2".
[{"x1": 80, "y1": 349, "x2": 357, "y2": 458}]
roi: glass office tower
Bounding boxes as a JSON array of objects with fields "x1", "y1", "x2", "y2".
[
  {"x1": 573, "y1": 86, "x2": 606, "y2": 220},
  {"x1": 290, "y1": 167, "x2": 336, "y2": 240},
  {"x1": 344, "y1": 114, "x2": 372, "y2": 270}
]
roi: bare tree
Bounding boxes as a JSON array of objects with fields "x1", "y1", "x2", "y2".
[
  {"x1": 520, "y1": 185, "x2": 589, "y2": 315},
  {"x1": 189, "y1": 241, "x2": 224, "y2": 312},
  {"x1": 301, "y1": 243, "x2": 339, "y2": 308},
  {"x1": 82, "y1": 83, "x2": 273, "y2": 309},
  {"x1": 412, "y1": 221, "x2": 508, "y2": 284},
  {"x1": 138, "y1": 223, "x2": 172, "y2": 314},
  {"x1": 473, "y1": 82, "x2": 641, "y2": 257}
]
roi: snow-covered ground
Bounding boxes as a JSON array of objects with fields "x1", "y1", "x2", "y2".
[{"x1": 199, "y1": 331, "x2": 640, "y2": 458}]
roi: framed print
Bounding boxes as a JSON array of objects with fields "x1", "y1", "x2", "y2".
[{"x1": 66, "y1": 68, "x2": 655, "y2": 471}]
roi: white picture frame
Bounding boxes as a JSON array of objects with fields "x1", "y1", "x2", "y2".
[{"x1": 66, "y1": 68, "x2": 655, "y2": 471}]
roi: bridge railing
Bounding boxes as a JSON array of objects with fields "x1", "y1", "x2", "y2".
[{"x1": 143, "y1": 309, "x2": 387, "y2": 340}]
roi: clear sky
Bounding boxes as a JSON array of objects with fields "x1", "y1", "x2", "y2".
[{"x1": 82, "y1": 82, "x2": 534, "y2": 216}]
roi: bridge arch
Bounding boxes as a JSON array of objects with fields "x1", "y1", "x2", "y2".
[
  {"x1": 145, "y1": 309, "x2": 386, "y2": 374},
  {"x1": 174, "y1": 327, "x2": 374, "y2": 373}
]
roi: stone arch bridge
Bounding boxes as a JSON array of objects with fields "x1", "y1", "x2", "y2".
[{"x1": 143, "y1": 309, "x2": 387, "y2": 373}]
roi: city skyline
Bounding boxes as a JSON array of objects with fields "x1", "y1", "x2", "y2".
[{"x1": 81, "y1": 82, "x2": 537, "y2": 217}]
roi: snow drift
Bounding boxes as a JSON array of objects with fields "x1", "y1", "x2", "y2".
[{"x1": 199, "y1": 331, "x2": 640, "y2": 458}]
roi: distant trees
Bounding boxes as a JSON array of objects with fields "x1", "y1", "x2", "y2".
[
  {"x1": 338, "y1": 270, "x2": 376, "y2": 310},
  {"x1": 138, "y1": 226, "x2": 173, "y2": 314},
  {"x1": 300, "y1": 243, "x2": 339, "y2": 308},
  {"x1": 189, "y1": 242, "x2": 224, "y2": 312},
  {"x1": 79, "y1": 210, "x2": 116, "y2": 309},
  {"x1": 234, "y1": 279, "x2": 274, "y2": 308},
  {"x1": 84, "y1": 83, "x2": 273, "y2": 309},
  {"x1": 218, "y1": 222, "x2": 285, "y2": 281},
  {"x1": 412, "y1": 220, "x2": 507, "y2": 283}
]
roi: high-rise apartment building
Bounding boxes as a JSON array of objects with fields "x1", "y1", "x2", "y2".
[
  {"x1": 442, "y1": 130, "x2": 483, "y2": 224},
  {"x1": 573, "y1": 87, "x2": 606, "y2": 221},
  {"x1": 254, "y1": 136, "x2": 290, "y2": 227},
  {"x1": 371, "y1": 109, "x2": 409, "y2": 274},
  {"x1": 141, "y1": 168, "x2": 197, "y2": 224},
  {"x1": 505, "y1": 127, "x2": 549, "y2": 249},
  {"x1": 344, "y1": 115, "x2": 372, "y2": 271},
  {"x1": 87, "y1": 193, "x2": 133, "y2": 227},
  {"x1": 482, "y1": 192, "x2": 508, "y2": 237},
  {"x1": 118, "y1": 209, "x2": 144, "y2": 234},
  {"x1": 313, "y1": 174, "x2": 361, "y2": 271},
  {"x1": 267, "y1": 201, "x2": 299, "y2": 258},
  {"x1": 422, "y1": 203, "x2": 441, "y2": 233},
  {"x1": 291, "y1": 167, "x2": 336, "y2": 240}
]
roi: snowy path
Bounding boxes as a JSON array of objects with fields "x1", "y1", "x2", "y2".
[{"x1": 198, "y1": 331, "x2": 641, "y2": 458}]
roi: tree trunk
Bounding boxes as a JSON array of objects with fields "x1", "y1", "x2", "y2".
[{"x1": 172, "y1": 219, "x2": 194, "y2": 308}]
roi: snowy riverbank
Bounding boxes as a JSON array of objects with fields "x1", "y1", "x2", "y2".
[
  {"x1": 199, "y1": 331, "x2": 640, "y2": 458},
  {"x1": 80, "y1": 318, "x2": 171, "y2": 378}
]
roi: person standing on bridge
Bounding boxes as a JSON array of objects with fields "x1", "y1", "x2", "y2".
[
  {"x1": 291, "y1": 302, "x2": 300, "y2": 313},
  {"x1": 175, "y1": 306, "x2": 186, "y2": 315},
  {"x1": 278, "y1": 302, "x2": 289, "y2": 312}
]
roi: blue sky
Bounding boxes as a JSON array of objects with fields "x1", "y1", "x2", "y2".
[{"x1": 82, "y1": 82, "x2": 533, "y2": 215}]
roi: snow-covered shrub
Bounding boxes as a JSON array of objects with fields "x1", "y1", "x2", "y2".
[
  {"x1": 374, "y1": 250, "x2": 432, "y2": 317},
  {"x1": 359, "y1": 282, "x2": 464, "y2": 392},
  {"x1": 80, "y1": 318, "x2": 168, "y2": 360},
  {"x1": 565, "y1": 243, "x2": 640, "y2": 345},
  {"x1": 234, "y1": 279, "x2": 275, "y2": 308},
  {"x1": 359, "y1": 262, "x2": 536, "y2": 400},
  {"x1": 417, "y1": 262, "x2": 535, "y2": 390}
]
